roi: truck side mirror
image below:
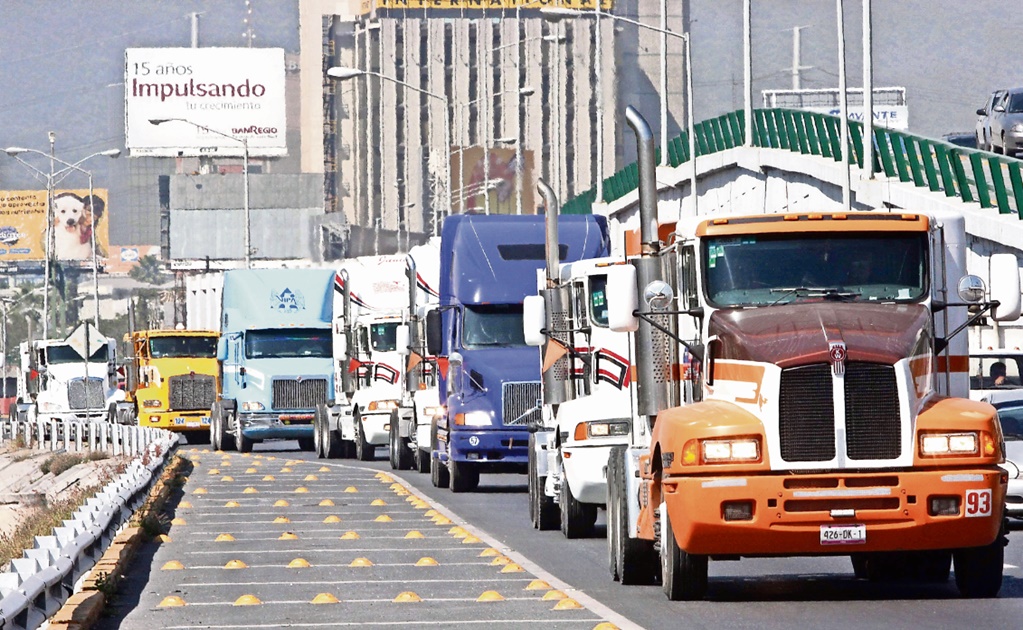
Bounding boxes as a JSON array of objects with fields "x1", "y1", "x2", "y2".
[
  {"x1": 607, "y1": 264, "x2": 639, "y2": 333},
  {"x1": 989, "y1": 253, "x2": 1022, "y2": 322},
  {"x1": 396, "y1": 324, "x2": 411, "y2": 357},
  {"x1": 522, "y1": 295, "x2": 546, "y2": 347},
  {"x1": 426, "y1": 310, "x2": 442, "y2": 356},
  {"x1": 216, "y1": 337, "x2": 228, "y2": 362}
]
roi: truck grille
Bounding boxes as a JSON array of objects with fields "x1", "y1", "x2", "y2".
[
  {"x1": 503, "y1": 381, "x2": 541, "y2": 426},
  {"x1": 272, "y1": 378, "x2": 328, "y2": 410},
  {"x1": 168, "y1": 374, "x2": 217, "y2": 411},
  {"x1": 67, "y1": 378, "x2": 105, "y2": 410},
  {"x1": 779, "y1": 362, "x2": 902, "y2": 463}
]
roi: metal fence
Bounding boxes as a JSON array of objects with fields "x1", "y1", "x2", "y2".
[{"x1": 562, "y1": 108, "x2": 1023, "y2": 220}]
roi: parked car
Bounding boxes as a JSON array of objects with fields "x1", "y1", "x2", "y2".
[
  {"x1": 983, "y1": 390, "x2": 1023, "y2": 521},
  {"x1": 989, "y1": 87, "x2": 1023, "y2": 157},
  {"x1": 976, "y1": 90, "x2": 1006, "y2": 152}
]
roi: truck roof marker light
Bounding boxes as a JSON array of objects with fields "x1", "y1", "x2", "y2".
[
  {"x1": 833, "y1": 214, "x2": 848, "y2": 220},
  {"x1": 340, "y1": 531, "x2": 360, "y2": 540},
  {"x1": 274, "y1": 499, "x2": 289, "y2": 506},
  {"x1": 415, "y1": 557, "x2": 439, "y2": 566},
  {"x1": 215, "y1": 533, "x2": 235, "y2": 542},
  {"x1": 901, "y1": 214, "x2": 918, "y2": 221},
  {"x1": 320, "y1": 499, "x2": 335, "y2": 506},
  {"x1": 324, "y1": 515, "x2": 341, "y2": 523},
  {"x1": 808, "y1": 213, "x2": 823, "y2": 220},
  {"x1": 712, "y1": 218, "x2": 729, "y2": 225},
  {"x1": 477, "y1": 590, "x2": 505, "y2": 602},
  {"x1": 525, "y1": 579, "x2": 551, "y2": 590},
  {"x1": 311, "y1": 593, "x2": 340, "y2": 604},
  {"x1": 682, "y1": 440, "x2": 700, "y2": 465},
  {"x1": 552, "y1": 598, "x2": 584, "y2": 610}
]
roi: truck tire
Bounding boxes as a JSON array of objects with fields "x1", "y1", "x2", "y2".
[
  {"x1": 233, "y1": 410, "x2": 253, "y2": 453},
  {"x1": 430, "y1": 423, "x2": 449, "y2": 488},
  {"x1": 449, "y1": 460, "x2": 479, "y2": 493},
  {"x1": 297, "y1": 437, "x2": 315, "y2": 452},
  {"x1": 660, "y1": 504, "x2": 708, "y2": 601},
  {"x1": 354, "y1": 409, "x2": 374, "y2": 461},
  {"x1": 313, "y1": 406, "x2": 325, "y2": 458},
  {"x1": 211, "y1": 402, "x2": 235, "y2": 452},
  {"x1": 560, "y1": 467, "x2": 597, "y2": 538},
  {"x1": 953, "y1": 518, "x2": 1006, "y2": 598},
  {"x1": 414, "y1": 446, "x2": 430, "y2": 473},
  {"x1": 106, "y1": 403, "x2": 117, "y2": 425},
  {"x1": 529, "y1": 433, "x2": 559, "y2": 531},
  {"x1": 609, "y1": 446, "x2": 658, "y2": 585},
  {"x1": 389, "y1": 410, "x2": 413, "y2": 470}
]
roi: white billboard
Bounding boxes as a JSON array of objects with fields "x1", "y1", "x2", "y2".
[{"x1": 125, "y1": 47, "x2": 287, "y2": 157}]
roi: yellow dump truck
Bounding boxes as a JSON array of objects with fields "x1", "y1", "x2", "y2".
[{"x1": 115, "y1": 329, "x2": 220, "y2": 439}]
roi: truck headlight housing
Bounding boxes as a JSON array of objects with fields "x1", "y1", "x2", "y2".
[
  {"x1": 143, "y1": 399, "x2": 162, "y2": 408},
  {"x1": 454, "y1": 411, "x2": 491, "y2": 426},
  {"x1": 683, "y1": 437, "x2": 761, "y2": 465},
  {"x1": 423, "y1": 405, "x2": 445, "y2": 418},
  {"x1": 368, "y1": 399, "x2": 399, "y2": 411},
  {"x1": 919, "y1": 431, "x2": 991, "y2": 457},
  {"x1": 573, "y1": 421, "x2": 631, "y2": 440},
  {"x1": 241, "y1": 401, "x2": 265, "y2": 412}
]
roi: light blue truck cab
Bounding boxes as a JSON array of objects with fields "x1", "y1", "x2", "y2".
[
  {"x1": 209, "y1": 268, "x2": 335, "y2": 453},
  {"x1": 426, "y1": 214, "x2": 609, "y2": 492}
]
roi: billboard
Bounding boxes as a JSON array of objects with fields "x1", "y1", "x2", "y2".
[
  {"x1": 125, "y1": 47, "x2": 287, "y2": 157},
  {"x1": 105, "y1": 245, "x2": 162, "y2": 275},
  {"x1": 452, "y1": 146, "x2": 535, "y2": 215},
  {"x1": 0, "y1": 189, "x2": 110, "y2": 265}
]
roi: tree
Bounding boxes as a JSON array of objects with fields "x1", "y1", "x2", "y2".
[{"x1": 129, "y1": 255, "x2": 170, "y2": 286}]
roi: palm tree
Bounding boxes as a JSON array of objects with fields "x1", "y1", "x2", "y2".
[{"x1": 129, "y1": 255, "x2": 170, "y2": 286}]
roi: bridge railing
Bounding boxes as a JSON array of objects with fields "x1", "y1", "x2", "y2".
[{"x1": 563, "y1": 108, "x2": 1023, "y2": 220}]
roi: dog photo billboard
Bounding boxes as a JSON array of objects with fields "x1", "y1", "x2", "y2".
[
  {"x1": 0, "y1": 189, "x2": 110, "y2": 265},
  {"x1": 124, "y1": 47, "x2": 287, "y2": 157}
]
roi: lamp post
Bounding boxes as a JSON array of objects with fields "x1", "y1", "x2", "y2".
[
  {"x1": 3, "y1": 144, "x2": 120, "y2": 339},
  {"x1": 148, "y1": 118, "x2": 251, "y2": 268},
  {"x1": 542, "y1": 7, "x2": 696, "y2": 216},
  {"x1": 328, "y1": 66, "x2": 451, "y2": 237}
]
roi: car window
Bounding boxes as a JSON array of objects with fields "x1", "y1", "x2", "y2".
[
  {"x1": 969, "y1": 355, "x2": 1023, "y2": 390},
  {"x1": 1009, "y1": 93, "x2": 1023, "y2": 114}
]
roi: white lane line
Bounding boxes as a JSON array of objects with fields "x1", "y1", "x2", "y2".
[
  {"x1": 164, "y1": 620, "x2": 601, "y2": 629},
  {"x1": 181, "y1": 546, "x2": 480, "y2": 555},
  {"x1": 180, "y1": 578, "x2": 536, "y2": 587},
  {"x1": 1004, "y1": 563, "x2": 1019, "y2": 569},
  {"x1": 181, "y1": 561, "x2": 501, "y2": 569}
]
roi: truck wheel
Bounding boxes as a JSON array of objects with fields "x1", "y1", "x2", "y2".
[
  {"x1": 606, "y1": 445, "x2": 621, "y2": 581},
  {"x1": 297, "y1": 437, "x2": 315, "y2": 452},
  {"x1": 313, "y1": 406, "x2": 325, "y2": 458},
  {"x1": 913, "y1": 550, "x2": 951, "y2": 583},
  {"x1": 430, "y1": 423, "x2": 449, "y2": 488},
  {"x1": 610, "y1": 446, "x2": 658, "y2": 585},
  {"x1": 449, "y1": 460, "x2": 479, "y2": 493},
  {"x1": 233, "y1": 410, "x2": 253, "y2": 454},
  {"x1": 560, "y1": 469, "x2": 597, "y2": 539},
  {"x1": 954, "y1": 519, "x2": 1006, "y2": 598},
  {"x1": 106, "y1": 403, "x2": 117, "y2": 424},
  {"x1": 211, "y1": 403, "x2": 235, "y2": 452},
  {"x1": 354, "y1": 409, "x2": 374, "y2": 461},
  {"x1": 389, "y1": 410, "x2": 413, "y2": 470},
  {"x1": 529, "y1": 434, "x2": 559, "y2": 531},
  {"x1": 414, "y1": 447, "x2": 430, "y2": 473},
  {"x1": 660, "y1": 504, "x2": 708, "y2": 601}
]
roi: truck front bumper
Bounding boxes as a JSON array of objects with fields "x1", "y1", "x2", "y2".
[
  {"x1": 562, "y1": 443, "x2": 617, "y2": 505},
  {"x1": 445, "y1": 428, "x2": 528, "y2": 473},
  {"x1": 358, "y1": 411, "x2": 391, "y2": 446},
  {"x1": 239, "y1": 413, "x2": 314, "y2": 441},
  {"x1": 664, "y1": 467, "x2": 1006, "y2": 556},
  {"x1": 138, "y1": 410, "x2": 210, "y2": 432}
]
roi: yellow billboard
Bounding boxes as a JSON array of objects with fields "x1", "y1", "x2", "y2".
[
  {"x1": 0, "y1": 189, "x2": 111, "y2": 264},
  {"x1": 452, "y1": 146, "x2": 535, "y2": 215}
]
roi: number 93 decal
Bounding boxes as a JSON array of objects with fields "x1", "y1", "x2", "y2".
[{"x1": 964, "y1": 489, "x2": 992, "y2": 518}]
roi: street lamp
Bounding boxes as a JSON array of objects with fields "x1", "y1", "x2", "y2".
[
  {"x1": 3, "y1": 144, "x2": 120, "y2": 338},
  {"x1": 148, "y1": 118, "x2": 251, "y2": 268},
  {"x1": 542, "y1": 7, "x2": 697, "y2": 216},
  {"x1": 328, "y1": 66, "x2": 451, "y2": 237}
]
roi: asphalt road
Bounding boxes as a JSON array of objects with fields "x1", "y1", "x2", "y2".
[{"x1": 103, "y1": 440, "x2": 1023, "y2": 630}]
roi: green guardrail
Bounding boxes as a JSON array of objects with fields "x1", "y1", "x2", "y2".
[{"x1": 561, "y1": 108, "x2": 1023, "y2": 219}]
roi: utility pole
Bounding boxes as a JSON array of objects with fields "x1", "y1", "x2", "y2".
[{"x1": 790, "y1": 26, "x2": 813, "y2": 90}]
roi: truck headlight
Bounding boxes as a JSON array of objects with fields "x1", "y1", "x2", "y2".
[
  {"x1": 919, "y1": 432, "x2": 980, "y2": 456},
  {"x1": 143, "y1": 399, "x2": 162, "y2": 408},
  {"x1": 573, "y1": 421, "x2": 631, "y2": 440},
  {"x1": 683, "y1": 437, "x2": 761, "y2": 465},
  {"x1": 241, "y1": 401, "x2": 265, "y2": 412},
  {"x1": 423, "y1": 405, "x2": 445, "y2": 418},
  {"x1": 368, "y1": 399, "x2": 399, "y2": 412},
  {"x1": 454, "y1": 411, "x2": 491, "y2": 426}
]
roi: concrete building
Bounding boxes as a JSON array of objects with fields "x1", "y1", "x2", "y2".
[{"x1": 300, "y1": 0, "x2": 688, "y2": 258}]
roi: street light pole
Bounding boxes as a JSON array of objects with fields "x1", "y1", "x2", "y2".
[{"x1": 148, "y1": 118, "x2": 251, "y2": 268}]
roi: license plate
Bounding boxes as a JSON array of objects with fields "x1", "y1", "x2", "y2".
[
  {"x1": 186, "y1": 421, "x2": 200, "y2": 428},
  {"x1": 820, "y1": 524, "x2": 866, "y2": 545}
]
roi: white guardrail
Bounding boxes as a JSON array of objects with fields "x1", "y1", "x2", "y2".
[{"x1": 0, "y1": 419, "x2": 177, "y2": 630}]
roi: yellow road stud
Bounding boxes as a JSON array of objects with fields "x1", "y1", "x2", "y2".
[
  {"x1": 319, "y1": 499, "x2": 335, "y2": 506},
  {"x1": 340, "y1": 531, "x2": 360, "y2": 540},
  {"x1": 433, "y1": 516, "x2": 452, "y2": 525},
  {"x1": 245, "y1": 467, "x2": 257, "y2": 473},
  {"x1": 390, "y1": 483, "x2": 404, "y2": 491},
  {"x1": 273, "y1": 517, "x2": 290, "y2": 524},
  {"x1": 294, "y1": 487, "x2": 309, "y2": 493},
  {"x1": 392, "y1": 591, "x2": 421, "y2": 602},
  {"x1": 161, "y1": 561, "x2": 184, "y2": 570},
  {"x1": 415, "y1": 557, "x2": 438, "y2": 566},
  {"x1": 233, "y1": 595, "x2": 262, "y2": 606},
  {"x1": 179, "y1": 501, "x2": 192, "y2": 508},
  {"x1": 525, "y1": 579, "x2": 551, "y2": 591},
  {"x1": 501, "y1": 563, "x2": 525, "y2": 573},
  {"x1": 215, "y1": 533, "x2": 235, "y2": 542},
  {"x1": 304, "y1": 474, "x2": 319, "y2": 481},
  {"x1": 224, "y1": 560, "x2": 248, "y2": 569},
  {"x1": 405, "y1": 530, "x2": 425, "y2": 539},
  {"x1": 448, "y1": 526, "x2": 466, "y2": 535},
  {"x1": 158, "y1": 596, "x2": 186, "y2": 607},
  {"x1": 224, "y1": 501, "x2": 240, "y2": 508},
  {"x1": 319, "y1": 466, "x2": 330, "y2": 472},
  {"x1": 375, "y1": 514, "x2": 393, "y2": 522},
  {"x1": 553, "y1": 598, "x2": 584, "y2": 610},
  {"x1": 344, "y1": 486, "x2": 358, "y2": 493},
  {"x1": 192, "y1": 488, "x2": 208, "y2": 495},
  {"x1": 267, "y1": 456, "x2": 276, "y2": 460},
  {"x1": 263, "y1": 475, "x2": 276, "y2": 481},
  {"x1": 281, "y1": 467, "x2": 293, "y2": 473},
  {"x1": 476, "y1": 591, "x2": 505, "y2": 602},
  {"x1": 323, "y1": 515, "x2": 341, "y2": 523},
  {"x1": 209, "y1": 469, "x2": 220, "y2": 475},
  {"x1": 220, "y1": 460, "x2": 231, "y2": 465},
  {"x1": 311, "y1": 593, "x2": 339, "y2": 604},
  {"x1": 171, "y1": 518, "x2": 186, "y2": 526},
  {"x1": 349, "y1": 557, "x2": 373, "y2": 567},
  {"x1": 243, "y1": 487, "x2": 258, "y2": 494},
  {"x1": 279, "y1": 532, "x2": 298, "y2": 540},
  {"x1": 274, "y1": 499, "x2": 289, "y2": 507},
  {"x1": 371, "y1": 499, "x2": 387, "y2": 506},
  {"x1": 286, "y1": 459, "x2": 301, "y2": 466},
  {"x1": 542, "y1": 590, "x2": 568, "y2": 601},
  {"x1": 288, "y1": 558, "x2": 311, "y2": 568},
  {"x1": 221, "y1": 476, "x2": 234, "y2": 482},
  {"x1": 212, "y1": 450, "x2": 221, "y2": 454},
  {"x1": 479, "y1": 548, "x2": 500, "y2": 557},
  {"x1": 462, "y1": 536, "x2": 481, "y2": 544},
  {"x1": 490, "y1": 556, "x2": 510, "y2": 566},
  {"x1": 592, "y1": 624, "x2": 620, "y2": 630},
  {"x1": 424, "y1": 509, "x2": 438, "y2": 517}
]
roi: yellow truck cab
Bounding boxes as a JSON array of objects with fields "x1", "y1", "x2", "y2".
[{"x1": 118, "y1": 329, "x2": 220, "y2": 437}]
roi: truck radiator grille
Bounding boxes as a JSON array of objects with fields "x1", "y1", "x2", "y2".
[
  {"x1": 779, "y1": 362, "x2": 902, "y2": 463},
  {"x1": 503, "y1": 381, "x2": 541, "y2": 426},
  {"x1": 168, "y1": 374, "x2": 217, "y2": 411},
  {"x1": 779, "y1": 364, "x2": 835, "y2": 462},
  {"x1": 272, "y1": 378, "x2": 328, "y2": 410},
  {"x1": 845, "y1": 363, "x2": 901, "y2": 460},
  {"x1": 68, "y1": 378, "x2": 105, "y2": 410}
]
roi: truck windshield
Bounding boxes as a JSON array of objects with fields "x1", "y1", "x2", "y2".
[
  {"x1": 369, "y1": 323, "x2": 398, "y2": 352},
  {"x1": 462, "y1": 304, "x2": 526, "y2": 349},
  {"x1": 46, "y1": 344, "x2": 106, "y2": 364},
  {"x1": 244, "y1": 330, "x2": 332, "y2": 359},
  {"x1": 703, "y1": 232, "x2": 927, "y2": 307},
  {"x1": 149, "y1": 336, "x2": 218, "y2": 358}
]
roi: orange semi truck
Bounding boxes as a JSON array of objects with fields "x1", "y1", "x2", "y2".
[{"x1": 600, "y1": 107, "x2": 1022, "y2": 600}]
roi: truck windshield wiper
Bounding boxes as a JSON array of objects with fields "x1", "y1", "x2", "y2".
[{"x1": 768, "y1": 287, "x2": 860, "y2": 306}]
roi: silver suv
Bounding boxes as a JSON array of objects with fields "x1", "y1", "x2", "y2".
[{"x1": 989, "y1": 87, "x2": 1023, "y2": 157}]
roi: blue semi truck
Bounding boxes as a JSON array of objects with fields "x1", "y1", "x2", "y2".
[
  {"x1": 426, "y1": 213, "x2": 609, "y2": 492},
  {"x1": 206, "y1": 268, "x2": 335, "y2": 453}
]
